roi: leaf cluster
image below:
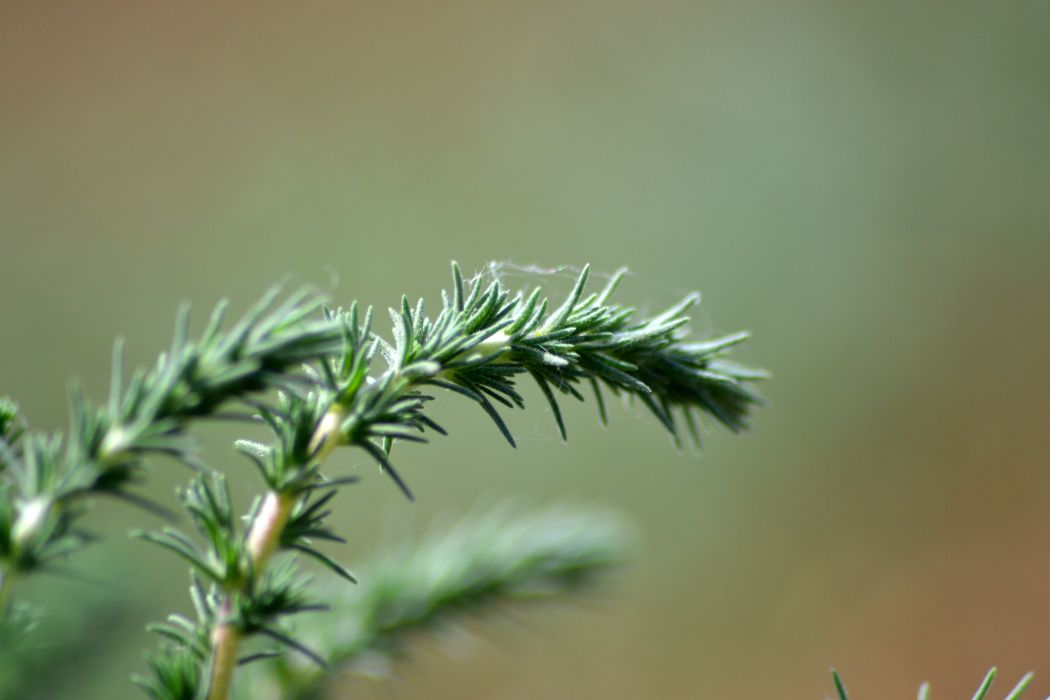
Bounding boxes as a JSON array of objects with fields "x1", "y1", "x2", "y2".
[
  {"x1": 134, "y1": 475, "x2": 337, "y2": 700},
  {"x1": 305, "y1": 264, "x2": 765, "y2": 502},
  {"x1": 0, "y1": 398, "x2": 24, "y2": 463},
  {"x1": 0, "y1": 262, "x2": 764, "y2": 699},
  {"x1": 0, "y1": 291, "x2": 341, "y2": 586}
]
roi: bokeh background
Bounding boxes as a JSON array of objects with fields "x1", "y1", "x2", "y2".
[{"x1": 1, "y1": 1, "x2": 1048, "y2": 698}]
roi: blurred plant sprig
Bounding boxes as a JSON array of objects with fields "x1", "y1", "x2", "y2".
[
  {"x1": 830, "y1": 667, "x2": 1035, "y2": 700},
  {"x1": 229, "y1": 505, "x2": 630, "y2": 700}
]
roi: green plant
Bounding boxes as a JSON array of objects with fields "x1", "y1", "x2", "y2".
[
  {"x1": 830, "y1": 668, "x2": 1036, "y2": 700},
  {"x1": 0, "y1": 263, "x2": 764, "y2": 699},
  {"x1": 236, "y1": 505, "x2": 631, "y2": 700}
]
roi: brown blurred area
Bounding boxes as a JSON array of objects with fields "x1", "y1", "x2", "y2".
[{"x1": 1, "y1": 1, "x2": 1048, "y2": 698}]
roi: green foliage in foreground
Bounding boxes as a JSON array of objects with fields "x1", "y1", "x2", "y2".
[
  {"x1": 830, "y1": 667, "x2": 1036, "y2": 700},
  {"x1": 0, "y1": 262, "x2": 764, "y2": 699}
]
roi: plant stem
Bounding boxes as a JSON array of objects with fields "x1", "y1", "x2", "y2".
[
  {"x1": 206, "y1": 490, "x2": 296, "y2": 700},
  {"x1": 247, "y1": 491, "x2": 296, "y2": 569},
  {"x1": 128, "y1": 265, "x2": 765, "y2": 700},
  {"x1": 0, "y1": 567, "x2": 14, "y2": 617},
  {"x1": 206, "y1": 330, "x2": 521, "y2": 698},
  {"x1": 205, "y1": 605, "x2": 240, "y2": 700}
]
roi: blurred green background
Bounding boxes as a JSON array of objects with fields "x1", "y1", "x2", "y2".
[{"x1": 1, "y1": 1, "x2": 1048, "y2": 698}]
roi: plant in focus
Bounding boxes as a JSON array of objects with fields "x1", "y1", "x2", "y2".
[{"x1": 0, "y1": 263, "x2": 764, "y2": 699}]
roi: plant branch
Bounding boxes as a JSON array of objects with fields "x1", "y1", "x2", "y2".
[
  {"x1": 205, "y1": 490, "x2": 296, "y2": 700},
  {"x1": 0, "y1": 290, "x2": 342, "y2": 617},
  {"x1": 246, "y1": 492, "x2": 297, "y2": 569},
  {"x1": 307, "y1": 263, "x2": 765, "y2": 501},
  {"x1": 0, "y1": 569, "x2": 13, "y2": 617},
  {"x1": 204, "y1": 609, "x2": 240, "y2": 700},
  {"x1": 239, "y1": 506, "x2": 632, "y2": 700},
  {"x1": 5, "y1": 262, "x2": 764, "y2": 700}
]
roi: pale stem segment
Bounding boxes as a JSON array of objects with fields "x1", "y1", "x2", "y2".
[
  {"x1": 206, "y1": 490, "x2": 296, "y2": 700},
  {"x1": 205, "y1": 608, "x2": 240, "y2": 700}
]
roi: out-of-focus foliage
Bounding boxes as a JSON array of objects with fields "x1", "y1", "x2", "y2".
[
  {"x1": 235, "y1": 506, "x2": 630, "y2": 700},
  {"x1": 831, "y1": 668, "x2": 1034, "y2": 700}
]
